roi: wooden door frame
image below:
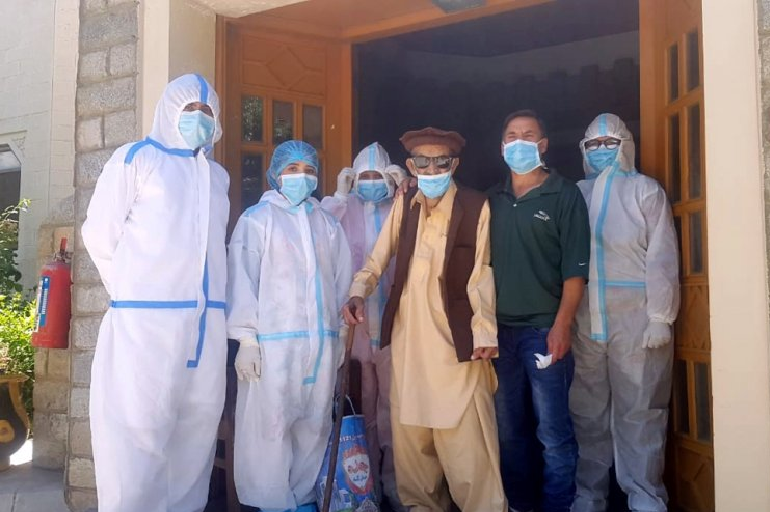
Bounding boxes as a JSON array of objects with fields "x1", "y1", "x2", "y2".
[
  {"x1": 641, "y1": 2, "x2": 714, "y2": 510},
  {"x1": 642, "y1": 0, "x2": 770, "y2": 508}
]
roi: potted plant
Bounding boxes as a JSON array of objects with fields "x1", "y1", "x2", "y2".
[{"x1": 0, "y1": 348, "x2": 29, "y2": 471}]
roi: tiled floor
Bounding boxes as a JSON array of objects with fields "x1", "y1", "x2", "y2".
[{"x1": 0, "y1": 441, "x2": 70, "y2": 512}]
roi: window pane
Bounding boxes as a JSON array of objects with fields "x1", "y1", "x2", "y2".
[
  {"x1": 273, "y1": 101, "x2": 294, "y2": 144},
  {"x1": 312, "y1": 159, "x2": 323, "y2": 200},
  {"x1": 302, "y1": 105, "x2": 323, "y2": 149},
  {"x1": 688, "y1": 104, "x2": 702, "y2": 199},
  {"x1": 674, "y1": 215, "x2": 683, "y2": 279},
  {"x1": 689, "y1": 212, "x2": 703, "y2": 274},
  {"x1": 0, "y1": 170, "x2": 21, "y2": 212},
  {"x1": 695, "y1": 363, "x2": 712, "y2": 442},
  {"x1": 669, "y1": 114, "x2": 682, "y2": 202},
  {"x1": 0, "y1": 145, "x2": 21, "y2": 171},
  {"x1": 242, "y1": 153, "x2": 264, "y2": 210},
  {"x1": 242, "y1": 96, "x2": 264, "y2": 142},
  {"x1": 674, "y1": 359, "x2": 690, "y2": 435},
  {"x1": 669, "y1": 44, "x2": 679, "y2": 102},
  {"x1": 687, "y1": 30, "x2": 700, "y2": 91}
]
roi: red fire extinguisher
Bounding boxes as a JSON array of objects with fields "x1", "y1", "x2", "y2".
[{"x1": 32, "y1": 238, "x2": 71, "y2": 349}]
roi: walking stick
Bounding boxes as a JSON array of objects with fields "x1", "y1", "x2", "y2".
[{"x1": 321, "y1": 323, "x2": 356, "y2": 512}]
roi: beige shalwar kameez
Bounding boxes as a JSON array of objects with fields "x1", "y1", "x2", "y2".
[{"x1": 349, "y1": 182, "x2": 506, "y2": 512}]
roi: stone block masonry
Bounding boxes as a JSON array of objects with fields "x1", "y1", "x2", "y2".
[{"x1": 66, "y1": 0, "x2": 139, "y2": 509}]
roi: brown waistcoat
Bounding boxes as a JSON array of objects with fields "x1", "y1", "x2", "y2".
[{"x1": 380, "y1": 186, "x2": 487, "y2": 362}]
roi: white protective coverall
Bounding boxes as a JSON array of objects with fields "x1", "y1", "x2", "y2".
[
  {"x1": 570, "y1": 113, "x2": 680, "y2": 512},
  {"x1": 82, "y1": 74, "x2": 229, "y2": 512},
  {"x1": 320, "y1": 142, "x2": 407, "y2": 509},
  {"x1": 226, "y1": 142, "x2": 352, "y2": 510}
]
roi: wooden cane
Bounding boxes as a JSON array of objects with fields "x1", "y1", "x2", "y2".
[{"x1": 321, "y1": 323, "x2": 356, "y2": 512}]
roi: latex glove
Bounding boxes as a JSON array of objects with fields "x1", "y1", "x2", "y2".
[
  {"x1": 235, "y1": 337, "x2": 262, "y2": 381},
  {"x1": 534, "y1": 353, "x2": 553, "y2": 370},
  {"x1": 383, "y1": 164, "x2": 408, "y2": 188},
  {"x1": 336, "y1": 168, "x2": 355, "y2": 197},
  {"x1": 642, "y1": 321, "x2": 672, "y2": 349}
]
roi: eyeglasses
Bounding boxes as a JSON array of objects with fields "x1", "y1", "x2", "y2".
[
  {"x1": 410, "y1": 155, "x2": 455, "y2": 169},
  {"x1": 584, "y1": 138, "x2": 621, "y2": 151}
]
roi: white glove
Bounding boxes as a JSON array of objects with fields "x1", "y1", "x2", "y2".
[
  {"x1": 642, "y1": 321, "x2": 672, "y2": 349},
  {"x1": 383, "y1": 164, "x2": 408, "y2": 188},
  {"x1": 234, "y1": 337, "x2": 262, "y2": 381},
  {"x1": 336, "y1": 168, "x2": 355, "y2": 197}
]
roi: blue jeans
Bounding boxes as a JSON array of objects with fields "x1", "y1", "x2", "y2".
[{"x1": 494, "y1": 325, "x2": 578, "y2": 512}]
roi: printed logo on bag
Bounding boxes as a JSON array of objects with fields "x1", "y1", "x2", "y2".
[
  {"x1": 534, "y1": 210, "x2": 551, "y2": 222},
  {"x1": 343, "y1": 445, "x2": 373, "y2": 495}
]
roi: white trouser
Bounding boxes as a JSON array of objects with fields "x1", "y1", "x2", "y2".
[
  {"x1": 570, "y1": 289, "x2": 673, "y2": 512},
  {"x1": 91, "y1": 309, "x2": 226, "y2": 512}
]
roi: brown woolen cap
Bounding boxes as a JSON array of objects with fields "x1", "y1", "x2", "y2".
[{"x1": 399, "y1": 127, "x2": 466, "y2": 155}]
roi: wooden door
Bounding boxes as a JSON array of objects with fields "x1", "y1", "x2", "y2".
[
  {"x1": 640, "y1": 1, "x2": 713, "y2": 511},
  {"x1": 217, "y1": 19, "x2": 352, "y2": 229}
]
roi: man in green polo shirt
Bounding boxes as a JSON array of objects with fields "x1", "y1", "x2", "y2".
[{"x1": 488, "y1": 109, "x2": 590, "y2": 512}]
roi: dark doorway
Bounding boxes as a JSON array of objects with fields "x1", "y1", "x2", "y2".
[{"x1": 354, "y1": 0, "x2": 640, "y2": 191}]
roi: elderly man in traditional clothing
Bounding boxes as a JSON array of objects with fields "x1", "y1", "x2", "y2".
[{"x1": 343, "y1": 127, "x2": 506, "y2": 512}]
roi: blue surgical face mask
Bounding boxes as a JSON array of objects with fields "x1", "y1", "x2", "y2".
[
  {"x1": 585, "y1": 147, "x2": 619, "y2": 176},
  {"x1": 503, "y1": 140, "x2": 543, "y2": 175},
  {"x1": 417, "y1": 171, "x2": 452, "y2": 199},
  {"x1": 178, "y1": 110, "x2": 215, "y2": 150},
  {"x1": 280, "y1": 173, "x2": 318, "y2": 206},
  {"x1": 356, "y1": 179, "x2": 389, "y2": 203}
]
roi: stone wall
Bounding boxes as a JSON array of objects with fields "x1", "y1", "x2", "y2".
[
  {"x1": 758, "y1": 0, "x2": 770, "y2": 295},
  {"x1": 67, "y1": 0, "x2": 139, "y2": 509},
  {"x1": 32, "y1": 197, "x2": 74, "y2": 471}
]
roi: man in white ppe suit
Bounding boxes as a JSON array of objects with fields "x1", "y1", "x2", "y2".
[
  {"x1": 320, "y1": 142, "x2": 408, "y2": 511},
  {"x1": 82, "y1": 74, "x2": 229, "y2": 512},
  {"x1": 227, "y1": 140, "x2": 352, "y2": 512},
  {"x1": 569, "y1": 113, "x2": 680, "y2": 512}
]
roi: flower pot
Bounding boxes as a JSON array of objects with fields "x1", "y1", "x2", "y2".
[{"x1": 0, "y1": 373, "x2": 30, "y2": 471}]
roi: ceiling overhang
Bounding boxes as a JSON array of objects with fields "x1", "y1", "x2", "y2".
[
  {"x1": 191, "y1": 0, "x2": 309, "y2": 18},
  {"x1": 223, "y1": 0, "x2": 552, "y2": 43}
]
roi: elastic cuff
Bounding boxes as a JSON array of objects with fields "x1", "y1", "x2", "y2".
[{"x1": 238, "y1": 336, "x2": 259, "y2": 347}]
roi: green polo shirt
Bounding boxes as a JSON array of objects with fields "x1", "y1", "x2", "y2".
[{"x1": 488, "y1": 171, "x2": 590, "y2": 328}]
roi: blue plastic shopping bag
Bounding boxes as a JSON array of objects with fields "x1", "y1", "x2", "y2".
[{"x1": 315, "y1": 399, "x2": 379, "y2": 512}]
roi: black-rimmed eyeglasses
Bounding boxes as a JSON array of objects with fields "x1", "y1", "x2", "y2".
[
  {"x1": 584, "y1": 138, "x2": 621, "y2": 151},
  {"x1": 410, "y1": 155, "x2": 455, "y2": 169}
]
